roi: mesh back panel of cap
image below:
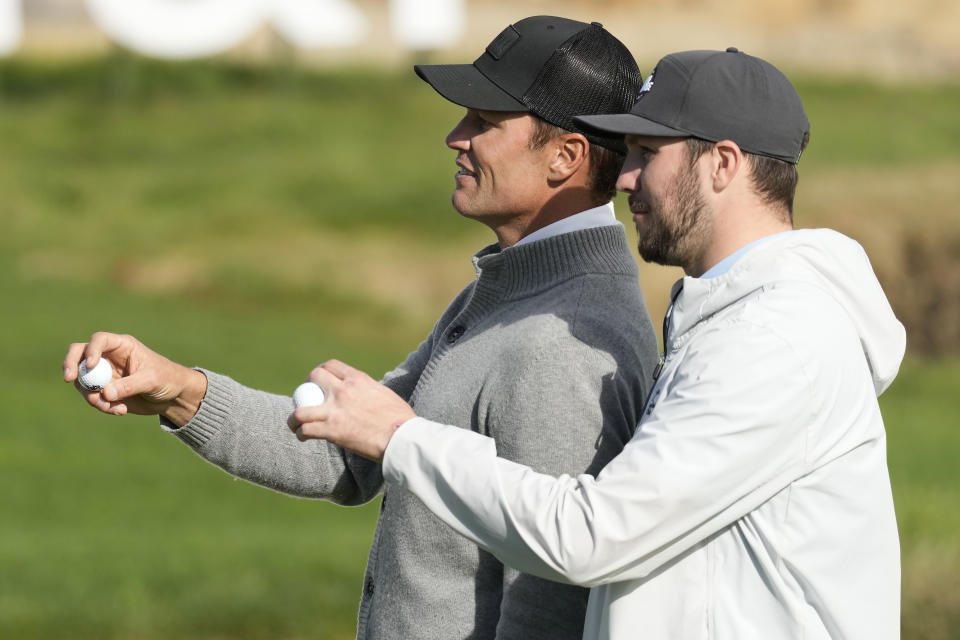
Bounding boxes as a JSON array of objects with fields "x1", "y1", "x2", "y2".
[{"x1": 522, "y1": 25, "x2": 641, "y2": 152}]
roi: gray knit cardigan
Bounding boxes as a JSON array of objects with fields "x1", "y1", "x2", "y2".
[{"x1": 167, "y1": 224, "x2": 659, "y2": 639}]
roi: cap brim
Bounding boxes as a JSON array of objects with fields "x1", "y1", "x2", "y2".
[
  {"x1": 415, "y1": 64, "x2": 528, "y2": 112},
  {"x1": 574, "y1": 113, "x2": 691, "y2": 138}
]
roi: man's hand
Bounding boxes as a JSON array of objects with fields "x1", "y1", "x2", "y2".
[
  {"x1": 63, "y1": 332, "x2": 207, "y2": 427},
  {"x1": 288, "y1": 360, "x2": 416, "y2": 462}
]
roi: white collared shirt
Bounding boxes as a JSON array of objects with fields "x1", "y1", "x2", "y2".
[{"x1": 513, "y1": 202, "x2": 620, "y2": 248}]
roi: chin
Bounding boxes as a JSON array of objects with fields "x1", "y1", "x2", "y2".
[{"x1": 451, "y1": 193, "x2": 480, "y2": 218}]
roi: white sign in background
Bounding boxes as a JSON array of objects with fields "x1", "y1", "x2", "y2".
[{"x1": 0, "y1": 0, "x2": 464, "y2": 59}]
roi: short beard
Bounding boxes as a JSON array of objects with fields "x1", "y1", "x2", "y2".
[{"x1": 636, "y1": 159, "x2": 711, "y2": 269}]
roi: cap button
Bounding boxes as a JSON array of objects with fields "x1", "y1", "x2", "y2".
[
  {"x1": 726, "y1": 47, "x2": 739, "y2": 53},
  {"x1": 591, "y1": 21, "x2": 603, "y2": 27}
]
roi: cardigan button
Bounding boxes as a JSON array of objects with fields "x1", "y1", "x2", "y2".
[
  {"x1": 446, "y1": 325, "x2": 466, "y2": 344},
  {"x1": 365, "y1": 578, "x2": 375, "y2": 596}
]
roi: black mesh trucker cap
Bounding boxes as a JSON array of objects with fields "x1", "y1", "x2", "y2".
[
  {"x1": 575, "y1": 48, "x2": 810, "y2": 163},
  {"x1": 414, "y1": 16, "x2": 642, "y2": 152}
]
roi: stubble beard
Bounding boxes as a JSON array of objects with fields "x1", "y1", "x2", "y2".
[{"x1": 636, "y1": 161, "x2": 711, "y2": 269}]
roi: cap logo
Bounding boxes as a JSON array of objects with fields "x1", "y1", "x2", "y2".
[
  {"x1": 636, "y1": 70, "x2": 655, "y2": 101},
  {"x1": 486, "y1": 25, "x2": 520, "y2": 60}
]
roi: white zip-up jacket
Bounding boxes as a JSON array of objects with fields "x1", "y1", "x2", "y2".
[{"x1": 382, "y1": 229, "x2": 906, "y2": 639}]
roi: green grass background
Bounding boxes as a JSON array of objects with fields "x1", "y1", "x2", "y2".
[{"x1": 1, "y1": 55, "x2": 958, "y2": 639}]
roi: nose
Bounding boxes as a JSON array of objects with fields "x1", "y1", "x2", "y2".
[
  {"x1": 616, "y1": 156, "x2": 642, "y2": 193},
  {"x1": 446, "y1": 116, "x2": 471, "y2": 151}
]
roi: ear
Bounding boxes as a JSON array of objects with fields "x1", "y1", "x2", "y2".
[
  {"x1": 709, "y1": 139, "x2": 745, "y2": 192},
  {"x1": 546, "y1": 133, "x2": 589, "y2": 182}
]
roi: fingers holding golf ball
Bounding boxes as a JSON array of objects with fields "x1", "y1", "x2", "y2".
[
  {"x1": 64, "y1": 336, "x2": 123, "y2": 414},
  {"x1": 73, "y1": 356, "x2": 125, "y2": 415},
  {"x1": 288, "y1": 360, "x2": 415, "y2": 462},
  {"x1": 63, "y1": 332, "x2": 127, "y2": 390}
]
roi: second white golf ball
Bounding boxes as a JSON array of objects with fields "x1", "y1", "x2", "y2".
[
  {"x1": 78, "y1": 358, "x2": 113, "y2": 391},
  {"x1": 293, "y1": 382, "x2": 326, "y2": 408}
]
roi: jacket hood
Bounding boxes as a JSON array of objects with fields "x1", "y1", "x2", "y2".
[{"x1": 670, "y1": 229, "x2": 906, "y2": 395}]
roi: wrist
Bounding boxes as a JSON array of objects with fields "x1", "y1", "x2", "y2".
[
  {"x1": 160, "y1": 368, "x2": 208, "y2": 427},
  {"x1": 383, "y1": 415, "x2": 416, "y2": 450}
]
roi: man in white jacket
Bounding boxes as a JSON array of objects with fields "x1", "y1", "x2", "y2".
[{"x1": 294, "y1": 49, "x2": 907, "y2": 639}]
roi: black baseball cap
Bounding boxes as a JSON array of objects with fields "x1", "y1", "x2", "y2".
[
  {"x1": 575, "y1": 48, "x2": 810, "y2": 163},
  {"x1": 414, "y1": 16, "x2": 642, "y2": 152}
]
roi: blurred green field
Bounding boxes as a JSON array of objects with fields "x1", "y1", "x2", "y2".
[{"x1": 1, "y1": 55, "x2": 959, "y2": 639}]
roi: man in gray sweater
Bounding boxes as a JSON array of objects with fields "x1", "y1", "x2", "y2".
[{"x1": 64, "y1": 16, "x2": 659, "y2": 640}]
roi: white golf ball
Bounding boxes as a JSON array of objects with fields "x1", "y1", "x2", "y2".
[
  {"x1": 78, "y1": 358, "x2": 113, "y2": 391},
  {"x1": 293, "y1": 382, "x2": 325, "y2": 408}
]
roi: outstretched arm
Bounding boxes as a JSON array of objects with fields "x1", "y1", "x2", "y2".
[{"x1": 63, "y1": 333, "x2": 384, "y2": 504}]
